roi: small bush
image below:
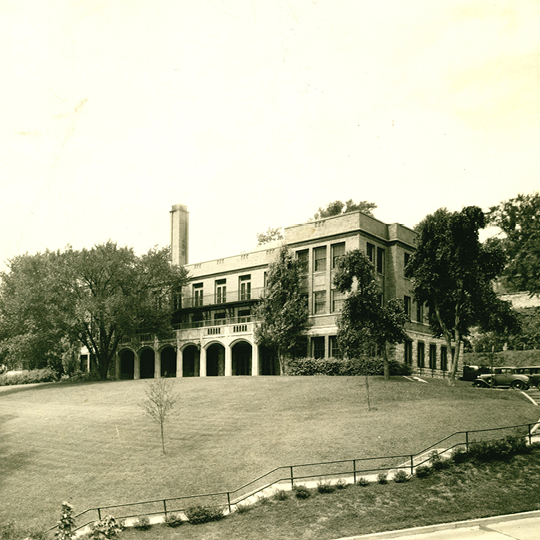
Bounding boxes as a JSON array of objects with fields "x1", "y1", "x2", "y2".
[
  {"x1": 335, "y1": 479, "x2": 348, "y2": 490},
  {"x1": 292, "y1": 485, "x2": 311, "y2": 499},
  {"x1": 164, "y1": 513, "x2": 183, "y2": 527},
  {"x1": 273, "y1": 489, "x2": 289, "y2": 501},
  {"x1": 393, "y1": 470, "x2": 410, "y2": 483},
  {"x1": 467, "y1": 435, "x2": 528, "y2": 463},
  {"x1": 377, "y1": 472, "x2": 388, "y2": 484},
  {"x1": 0, "y1": 521, "x2": 45, "y2": 540},
  {"x1": 90, "y1": 516, "x2": 124, "y2": 539},
  {"x1": 133, "y1": 515, "x2": 151, "y2": 531},
  {"x1": 317, "y1": 480, "x2": 336, "y2": 494},
  {"x1": 256, "y1": 496, "x2": 270, "y2": 506},
  {"x1": 0, "y1": 367, "x2": 59, "y2": 386},
  {"x1": 415, "y1": 465, "x2": 432, "y2": 479},
  {"x1": 54, "y1": 501, "x2": 76, "y2": 540},
  {"x1": 235, "y1": 504, "x2": 252, "y2": 514},
  {"x1": 451, "y1": 447, "x2": 469, "y2": 464},
  {"x1": 185, "y1": 505, "x2": 224, "y2": 525},
  {"x1": 356, "y1": 477, "x2": 370, "y2": 487}
]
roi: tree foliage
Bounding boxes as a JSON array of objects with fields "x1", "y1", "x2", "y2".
[
  {"x1": 406, "y1": 206, "x2": 518, "y2": 385},
  {"x1": 254, "y1": 246, "x2": 310, "y2": 374},
  {"x1": 256, "y1": 226, "x2": 284, "y2": 246},
  {"x1": 0, "y1": 242, "x2": 188, "y2": 379},
  {"x1": 488, "y1": 192, "x2": 540, "y2": 296},
  {"x1": 312, "y1": 199, "x2": 377, "y2": 220},
  {"x1": 334, "y1": 249, "x2": 409, "y2": 379}
]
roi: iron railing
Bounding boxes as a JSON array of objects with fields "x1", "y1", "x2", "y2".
[
  {"x1": 46, "y1": 421, "x2": 540, "y2": 533},
  {"x1": 180, "y1": 287, "x2": 265, "y2": 309}
]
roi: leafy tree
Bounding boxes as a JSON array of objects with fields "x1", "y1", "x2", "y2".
[
  {"x1": 312, "y1": 199, "x2": 377, "y2": 220},
  {"x1": 141, "y1": 378, "x2": 178, "y2": 454},
  {"x1": 254, "y1": 246, "x2": 310, "y2": 374},
  {"x1": 406, "y1": 206, "x2": 518, "y2": 385},
  {"x1": 0, "y1": 242, "x2": 188, "y2": 380},
  {"x1": 256, "y1": 226, "x2": 283, "y2": 246},
  {"x1": 488, "y1": 192, "x2": 540, "y2": 296},
  {"x1": 334, "y1": 249, "x2": 409, "y2": 379}
]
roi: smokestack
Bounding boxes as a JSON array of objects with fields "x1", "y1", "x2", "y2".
[{"x1": 170, "y1": 204, "x2": 189, "y2": 266}]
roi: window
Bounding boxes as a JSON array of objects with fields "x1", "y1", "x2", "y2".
[
  {"x1": 173, "y1": 291, "x2": 182, "y2": 311},
  {"x1": 214, "y1": 311, "x2": 226, "y2": 325},
  {"x1": 296, "y1": 249, "x2": 309, "y2": 274},
  {"x1": 404, "y1": 252, "x2": 411, "y2": 275},
  {"x1": 429, "y1": 344, "x2": 437, "y2": 370},
  {"x1": 404, "y1": 296, "x2": 412, "y2": 318},
  {"x1": 330, "y1": 336, "x2": 341, "y2": 358},
  {"x1": 416, "y1": 302, "x2": 424, "y2": 323},
  {"x1": 193, "y1": 283, "x2": 203, "y2": 307},
  {"x1": 312, "y1": 337, "x2": 325, "y2": 359},
  {"x1": 331, "y1": 289, "x2": 345, "y2": 312},
  {"x1": 238, "y1": 309, "x2": 251, "y2": 323},
  {"x1": 367, "y1": 243, "x2": 375, "y2": 263},
  {"x1": 376, "y1": 247, "x2": 385, "y2": 274},
  {"x1": 314, "y1": 291, "x2": 326, "y2": 314},
  {"x1": 417, "y1": 342, "x2": 425, "y2": 368},
  {"x1": 215, "y1": 279, "x2": 226, "y2": 304},
  {"x1": 239, "y1": 275, "x2": 251, "y2": 300},
  {"x1": 404, "y1": 340, "x2": 413, "y2": 365},
  {"x1": 313, "y1": 247, "x2": 327, "y2": 272},
  {"x1": 331, "y1": 242, "x2": 346, "y2": 269},
  {"x1": 441, "y1": 346, "x2": 448, "y2": 371}
]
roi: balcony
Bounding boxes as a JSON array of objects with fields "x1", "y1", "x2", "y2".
[{"x1": 179, "y1": 287, "x2": 265, "y2": 309}]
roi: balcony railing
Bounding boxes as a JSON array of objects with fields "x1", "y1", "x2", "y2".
[
  {"x1": 174, "y1": 316, "x2": 256, "y2": 330},
  {"x1": 179, "y1": 287, "x2": 265, "y2": 309}
]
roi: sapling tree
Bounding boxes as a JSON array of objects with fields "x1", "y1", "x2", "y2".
[
  {"x1": 54, "y1": 501, "x2": 76, "y2": 540},
  {"x1": 141, "y1": 378, "x2": 178, "y2": 454}
]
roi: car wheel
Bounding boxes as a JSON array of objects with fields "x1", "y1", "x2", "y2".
[
  {"x1": 473, "y1": 381, "x2": 484, "y2": 388},
  {"x1": 537, "y1": 382, "x2": 540, "y2": 391},
  {"x1": 511, "y1": 380, "x2": 525, "y2": 390}
]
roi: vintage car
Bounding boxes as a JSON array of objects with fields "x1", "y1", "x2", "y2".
[
  {"x1": 512, "y1": 366, "x2": 540, "y2": 390},
  {"x1": 473, "y1": 367, "x2": 530, "y2": 390}
]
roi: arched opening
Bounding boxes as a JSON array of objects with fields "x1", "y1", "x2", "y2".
[
  {"x1": 161, "y1": 347, "x2": 177, "y2": 377},
  {"x1": 232, "y1": 341, "x2": 252, "y2": 376},
  {"x1": 140, "y1": 348, "x2": 155, "y2": 379},
  {"x1": 119, "y1": 349, "x2": 135, "y2": 379},
  {"x1": 182, "y1": 345, "x2": 200, "y2": 377},
  {"x1": 206, "y1": 343, "x2": 225, "y2": 376},
  {"x1": 259, "y1": 345, "x2": 279, "y2": 375}
]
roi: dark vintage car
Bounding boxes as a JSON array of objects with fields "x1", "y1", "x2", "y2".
[
  {"x1": 473, "y1": 367, "x2": 530, "y2": 390},
  {"x1": 513, "y1": 366, "x2": 540, "y2": 390}
]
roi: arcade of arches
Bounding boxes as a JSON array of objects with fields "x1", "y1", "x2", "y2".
[{"x1": 118, "y1": 341, "x2": 279, "y2": 379}]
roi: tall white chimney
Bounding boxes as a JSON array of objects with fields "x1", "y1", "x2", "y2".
[{"x1": 170, "y1": 204, "x2": 189, "y2": 266}]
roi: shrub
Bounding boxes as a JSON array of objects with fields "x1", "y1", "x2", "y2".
[
  {"x1": 185, "y1": 505, "x2": 224, "y2": 525},
  {"x1": 467, "y1": 435, "x2": 528, "y2": 463},
  {"x1": 415, "y1": 465, "x2": 432, "y2": 479},
  {"x1": 273, "y1": 489, "x2": 289, "y2": 501},
  {"x1": 393, "y1": 470, "x2": 410, "y2": 483},
  {"x1": 451, "y1": 447, "x2": 469, "y2": 464},
  {"x1": 335, "y1": 479, "x2": 348, "y2": 490},
  {"x1": 377, "y1": 472, "x2": 388, "y2": 484},
  {"x1": 234, "y1": 504, "x2": 252, "y2": 514},
  {"x1": 356, "y1": 477, "x2": 370, "y2": 487},
  {"x1": 133, "y1": 515, "x2": 151, "y2": 531},
  {"x1": 0, "y1": 521, "x2": 45, "y2": 540},
  {"x1": 286, "y1": 357, "x2": 347, "y2": 376},
  {"x1": 256, "y1": 496, "x2": 270, "y2": 506},
  {"x1": 317, "y1": 480, "x2": 336, "y2": 494},
  {"x1": 292, "y1": 485, "x2": 311, "y2": 499},
  {"x1": 164, "y1": 513, "x2": 183, "y2": 527},
  {"x1": 54, "y1": 501, "x2": 76, "y2": 540},
  {"x1": 0, "y1": 367, "x2": 59, "y2": 386},
  {"x1": 89, "y1": 516, "x2": 124, "y2": 540}
]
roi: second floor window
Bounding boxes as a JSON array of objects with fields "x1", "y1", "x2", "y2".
[
  {"x1": 376, "y1": 247, "x2": 385, "y2": 274},
  {"x1": 313, "y1": 246, "x2": 327, "y2": 272},
  {"x1": 296, "y1": 249, "x2": 309, "y2": 274},
  {"x1": 332, "y1": 289, "x2": 345, "y2": 313},
  {"x1": 215, "y1": 279, "x2": 226, "y2": 304},
  {"x1": 404, "y1": 296, "x2": 412, "y2": 318},
  {"x1": 331, "y1": 243, "x2": 345, "y2": 269},
  {"x1": 239, "y1": 275, "x2": 251, "y2": 300},
  {"x1": 193, "y1": 283, "x2": 203, "y2": 307},
  {"x1": 314, "y1": 290, "x2": 326, "y2": 314},
  {"x1": 416, "y1": 302, "x2": 424, "y2": 323}
]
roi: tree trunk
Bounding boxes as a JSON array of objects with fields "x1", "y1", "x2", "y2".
[
  {"x1": 447, "y1": 332, "x2": 462, "y2": 387},
  {"x1": 383, "y1": 343, "x2": 390, "y2": 380}
]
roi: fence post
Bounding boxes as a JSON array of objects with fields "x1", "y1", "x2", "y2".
[
  {"x1": 465, "y1": 431, "x2": 469, "y2": 452},
  {"x1": 97, "y1": 508, "x2": 102, "y2": 521},
  {"x1": 227, "y1": 492, "x2": 231, "y2": 514},
  {"x1": 410, "y1": 455, "x2": 414, "y2": 476},
  {"x1": 290, "y1": 466, "x2": 294, "y2": 488},
  {"x1": 163, "y1": 500, "x2": 167, "y2": 518},
  {"x1": 353, "y1": 460, "x2": 357, "y2": 484},
  {"x1": 529, "y1": 424, "x2": 532, "y2": 446}
]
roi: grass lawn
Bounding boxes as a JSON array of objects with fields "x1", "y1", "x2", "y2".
[
  {"x1": 120, "y1": 448, "x2": 540, "y2": 540},
  {"x1": 1, "y1": 375, "x2": 538, "y2": 530}
]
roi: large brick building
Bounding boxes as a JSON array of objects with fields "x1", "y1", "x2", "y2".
[{"x1": 113, "y1": 204, "x2": 453, "y2": 379}]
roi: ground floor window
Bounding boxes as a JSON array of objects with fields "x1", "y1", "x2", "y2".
[
  {"x1": 312, "y1": 337, "x2": 325, "y2": 359},
  {"x1": 417, "y1": 342, "x2": 425, "y2": 368},
  {"x1": 440, "y1": 346, "x2": 448, "y2": 371},
  {"x1": 404, "y1": 340, "x2": 413, "y2": 365},
  {"x1": 429, "y1": 344, "x2": 437, "y2": 370},
  {"x1": 329, "y1": 336, "x2": 341, "y2": 358}
]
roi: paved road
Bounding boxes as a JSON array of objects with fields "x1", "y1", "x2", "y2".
[{"x1": 337, "y1": 511, "x2": 540, "y2": 540}]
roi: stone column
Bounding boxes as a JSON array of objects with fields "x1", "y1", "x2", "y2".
[
  {"x1": 225, "y1": 345, "x2": 232, "y2": 376},
  {"x1": 155, "y1": 348, "x2": 161, "y2": 378},
  {"x1": 252, "y1": 344, "x2": 259, "y2": 376},
  {"x1": 134, "y1": 351, "x2": 140, "y2": 380},
  {"x1": 200, "y1": 346, "x2": 207, "y2": 377},
  {"x1": 176, "y1": 347, "x2": 183, "y2": 378}
]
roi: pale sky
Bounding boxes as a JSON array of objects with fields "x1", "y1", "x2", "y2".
[{"x1": 1, "y1": 0, "x2": 539, "y2": 270}]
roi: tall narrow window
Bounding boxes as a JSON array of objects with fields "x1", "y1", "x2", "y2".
[
  {"x1": 313, "y1": 291, "x2": 326, "y2": 314},
  {"x1": 330, "y1": 336, "x2": 341, "y2": 358},
  {"x1": 215, "y1": 279, "x2": 226, "y2": 304},
  {"x1": 312, "y1": 337, "x2": 325, "y2": 359},
  {"x1": 429, "y1": 344, "x2": 437, "y2": 370},
  {"x1": 331, "y1": 289, "x2": 345, "y2": 313},
  {"x1": 296, "y1": 249, "x2": 309, "y2": 274},
  {"x1": 416, "y1": 302, "x2": 424, "y2": 323},
  {"x1": 239, "y1": 275, "x2": 251, "y2": 301},
  {"x1": 331, "y1": 242, "x2": 346, "y2": 269},
  {"x1": 193, "y1": 283, "x2": 203, "y2": 307},
  {"x1": 441, "y1": 346, "x2": 448, "y2": 371},
  {"x1": 404, "y1": 296, "x2": 412, "y2": 318},
  {"x1": 367, "y1": 243, "x2": 375, "y2": 263},
  {"x1": 417, "y1": 342, "x2": 425, "y2": 368},
  {"x1": 313, "y1": 247, "x2": 327, "y2": 272},
  {"x1": 376, "y1": 247, "x2": 385, "y2": 274},
  {"x1": 404, "y1": 340, "x2": 413, "y2": 365}
]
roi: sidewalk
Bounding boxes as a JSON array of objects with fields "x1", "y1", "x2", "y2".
[{"x1": 337, "y1": 510, "x2": 540, "y2": 540}]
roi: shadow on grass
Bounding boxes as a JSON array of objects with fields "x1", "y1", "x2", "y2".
[{"x1": 0, "y1": 413, "x2": 37, "y2": 478}]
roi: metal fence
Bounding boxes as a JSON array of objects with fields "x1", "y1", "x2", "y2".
[{"x1": 47, "y1": 422, "x2": 540, "y2": 533}]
